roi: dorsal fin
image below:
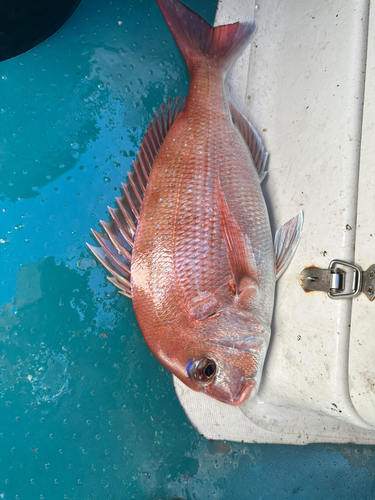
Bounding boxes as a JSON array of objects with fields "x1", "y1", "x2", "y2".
[
  {"x1": 87, "y1": 96, "x2": 187, "y2": 298},
  {"x1": 229, "y1": 100, "x2": 268, "y2": 182}
]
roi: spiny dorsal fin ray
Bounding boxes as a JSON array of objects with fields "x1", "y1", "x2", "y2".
[
  {"x1": 132, "y1": 159, "x2": 147, "y2": 194},
  {"x1": 87, "y1": 244, "x2": 131, "y2": 286},
  {"x1": 91, "y1": 229, "x2": 131, "y2": 276},
  {"x1": 101, "y1": 220, "x2": 132, "y2": 262},
  {"x1": 107, "y1": 276, "x2": 132, "y2": 298},
  {"x1": 128, "y1": 171, "x2": 144, "y2": 206},
  {"x1": 121, "y1": 183, "x2": 140, "y2": 221},
  {"x1": 108, "y1": 206, "x2": 134, "y2": 248},
  {"x1": 229, "y1": 100, "x2": 268, "y2": 182},
  {"x1": 87, "y1": 96, "x2": 187, "y2": 298}
]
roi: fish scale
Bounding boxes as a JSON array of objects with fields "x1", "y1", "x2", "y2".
[
  {"x1": 172, "y1": 121, "x2": 230, "y2": 301},
  {"x1": 133, "y1": 92, "x2": 269, "y2": 319},
  {"x1": 89, "y1": 0, "x2": 303, "y2": 405}
]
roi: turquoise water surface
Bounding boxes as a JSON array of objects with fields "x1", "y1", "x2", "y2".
[{"x1": 1, "y1": 0, "x2": 375, "y2": 498}]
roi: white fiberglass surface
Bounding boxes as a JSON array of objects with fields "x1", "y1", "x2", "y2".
[
  {"x1": 174, "y1": 0, "x2": 375, "y2": 443},
  {"x1": 349, "y1": 0, "x2": 375, "y2": 427}
]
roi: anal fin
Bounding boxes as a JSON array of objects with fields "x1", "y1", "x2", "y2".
[{"x1": 275, "y1": 211, "x2": 304, "y2": 280}]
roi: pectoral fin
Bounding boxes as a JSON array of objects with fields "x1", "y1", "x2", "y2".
[
  {"x1": 275, "y1": 211, "x2": 304, "y2": 280},
  {"x1": 215, "y1": 178, "x2": 259, "y2": 293}
]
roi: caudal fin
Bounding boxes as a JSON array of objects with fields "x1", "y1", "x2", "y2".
[{"x1": 156, "y1": 0, "x2": 256, "y2": 74}]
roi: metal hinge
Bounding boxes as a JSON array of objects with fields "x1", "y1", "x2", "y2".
[{"x1": 300, "y1": 260, "x2": 375, "y2": 301}]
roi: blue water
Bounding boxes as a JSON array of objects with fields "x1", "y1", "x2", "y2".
[{"x1": 1, "y1": 0, "x2": 375, "y2": 498}]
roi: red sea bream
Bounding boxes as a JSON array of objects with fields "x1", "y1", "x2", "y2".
[{"x1": 88, "y1": 0, "x2": 303, "y2": 405}]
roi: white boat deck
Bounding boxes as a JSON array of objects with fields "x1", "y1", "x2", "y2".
[{"x1": 173, "y1": 0, "x2": 375, "y2": 444}]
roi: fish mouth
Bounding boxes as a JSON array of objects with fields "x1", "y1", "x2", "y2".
[
  {"x1": 231, "y1": 379, "x2": 257, "y2": 406},
  {"x1": 208, "y1": 378, "x2": 256, "y2": 406},
  {"x1": 202, "y1": 363, "x2": 258, "y2": 406}
]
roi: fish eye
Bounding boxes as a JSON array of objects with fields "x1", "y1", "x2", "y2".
[{"x1": 192, "y1": 358, "x2": 216, "y2": 383}]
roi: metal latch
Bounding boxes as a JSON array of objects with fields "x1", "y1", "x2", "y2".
[{"x1": 300, "y1": 260, "x2": 375, "y2": 301}]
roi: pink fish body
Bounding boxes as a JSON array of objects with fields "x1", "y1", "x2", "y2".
[{"x1": 89, "y1": 0, "x2": 302, "y2": 405}]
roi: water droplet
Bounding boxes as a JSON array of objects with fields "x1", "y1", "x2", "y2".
[{"x1": 76, "y1": 258, "x2": 97, "y2": 270}]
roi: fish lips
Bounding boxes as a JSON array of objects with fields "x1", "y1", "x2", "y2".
[{"x1": 204, "y1": 366, "x2": 257, "y2": 406}]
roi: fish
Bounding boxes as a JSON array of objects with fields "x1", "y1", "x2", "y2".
[{"x1": 88, "y1": 0, "x2": 303, "y2": 406}]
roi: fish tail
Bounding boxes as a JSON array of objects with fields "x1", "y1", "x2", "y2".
[{"x1": 156, "y1": 0, "x2": 256, "y2": 75}]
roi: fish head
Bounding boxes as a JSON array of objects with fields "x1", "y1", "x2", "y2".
[{"x1": 174, "y1": 309, "x2": 271, "y2": 406}]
